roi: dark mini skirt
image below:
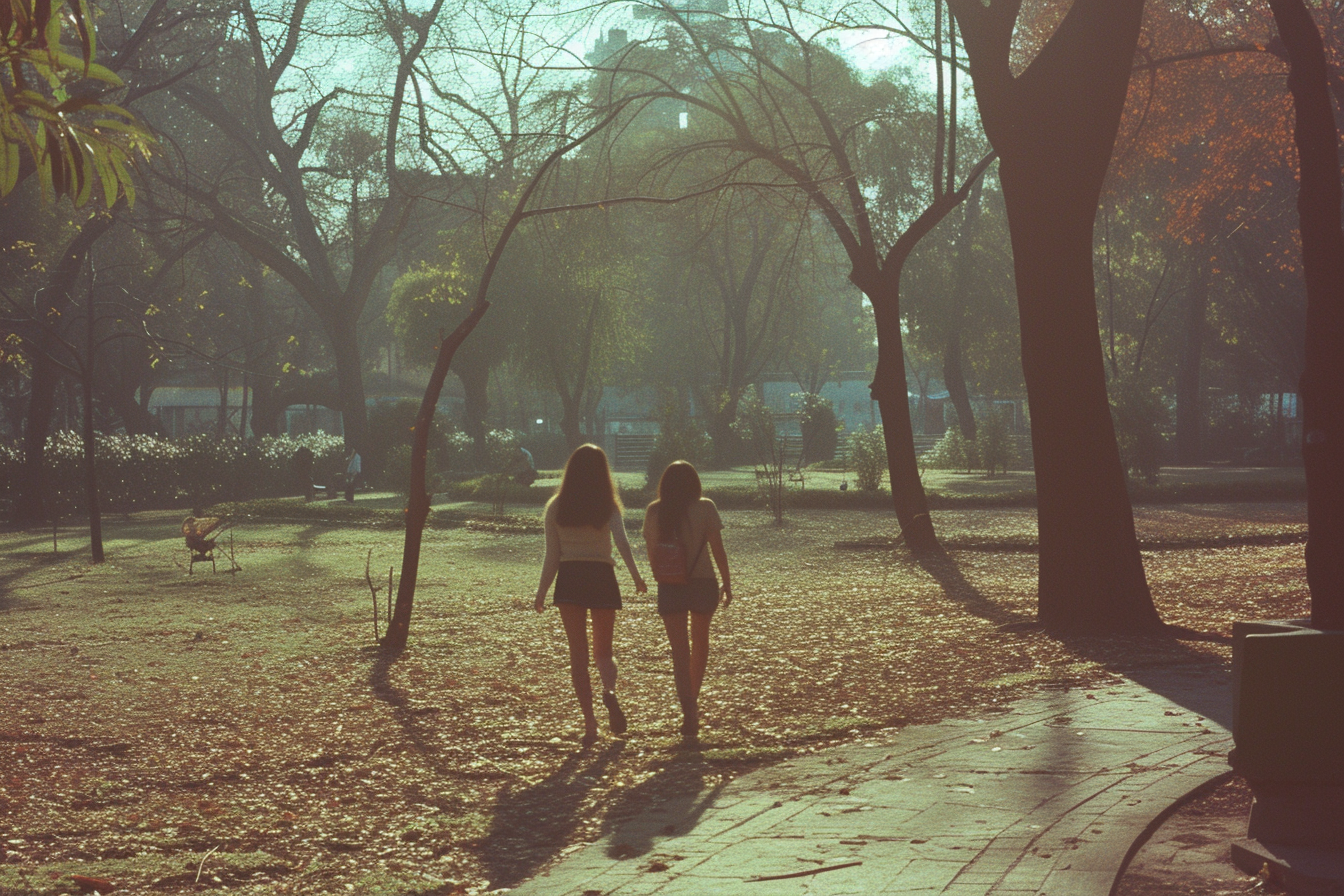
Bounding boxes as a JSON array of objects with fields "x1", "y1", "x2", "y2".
[
  {"x1": 657, "y1": 579, "x2": 720, "y2": 616},
  {"x1": 553, "y1": 560, "x2": 622, "y2": 610}
]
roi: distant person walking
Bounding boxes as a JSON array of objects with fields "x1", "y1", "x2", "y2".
[
  {"x1": 344, "y1": 447, "x2": 362, "y2": 503},
  {"x1": 644, "y1": 461, "x2": 733, "y2": 747},
  {"x1": 512, "y1": 444, "x2": 538, "y2": 486},
  {"x1": 535, "y1": 444, "x2": 647, "y2": 748}
]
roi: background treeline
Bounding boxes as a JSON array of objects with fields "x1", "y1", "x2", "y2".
[{"x1": 0, "y1": 0, "x2": 1324, "y2": 520}]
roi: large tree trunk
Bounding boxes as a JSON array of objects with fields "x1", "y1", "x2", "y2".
[
  {"x1": 708, "y1": 394, "x2": 741, "y2": 468},
  {"x1": 943, "y1": 331, "x2": 976, "y2": 442},
  {"x1": 951, "y1": 0, "x2": 1160, "y2": 632},
  {"x1": 215, "y1": 366, "x2": 229, "y2": 440},
  {"x1": 102, "y1": 383, "x2": 160, "y2": 435},
  {"x1": 559, "y1": 393, "x2": 584, "y2": 451},
  {"x1": 330, "y1": 315, "x2": 369, "y2": 454},
  {"x1": 1004, "y1": 180, "x2": 1159, "y2": 631},
  {"x1": 250, "y1": 374, "x2": 342, "y2": 438},
  {"x1": 13, "y1": 209, "x2": 118, "y2": 524},
  {"x1": 14, "y1": 355, "x2": 59, "y2": 523},
  {"x1": 1175, "y1": 262, "x2": 1209, "y2": 464},
  {"x1": 248, "y1": 383, "x2": 286, "y2": 437},
  {"x1": 1267, "y1": 0, "x2": 1344, "y2": 629},
  {"x1": 456, "y1": 363, "x2": 490, "y2": 465},
  {"x1": 869, "y1": 297, "x2": 938, "y2": 554}
]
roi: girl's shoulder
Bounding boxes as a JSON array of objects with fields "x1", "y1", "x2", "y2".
[{"x1": 695, "y1": 497, "x2": 723, "y2": 526}]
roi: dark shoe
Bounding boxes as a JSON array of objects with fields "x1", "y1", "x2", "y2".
[
  {"x1": 582, "y1": 727, "x2": 599, "y2": 749},
  {"x1": 602, "y1": 691, "x2": 627, "y2": 735},
  {"x1": 679, "y1": 710, "x2": 698, "y2": 748}
]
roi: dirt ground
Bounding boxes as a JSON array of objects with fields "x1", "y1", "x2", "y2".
[
  {"x1": 0, "y1": 502, "x2": 1309, "y2": 895},
  {"x1": 1116, "y1": 775, "x2": 1265, "y2": 896}
]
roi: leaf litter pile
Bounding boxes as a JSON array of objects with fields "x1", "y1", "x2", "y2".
[{"x1": 0, "y1": 502, "x2": 1308, "y2": 894}]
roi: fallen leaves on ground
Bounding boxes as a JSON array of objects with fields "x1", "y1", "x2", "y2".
[{"x1": 0, "y1": 503, "x2": 1308, "y2": 894}]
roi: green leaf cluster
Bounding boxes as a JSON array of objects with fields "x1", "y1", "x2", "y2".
[{"x1": 0, "y1": 0, "x2": 151, "y2": 205}]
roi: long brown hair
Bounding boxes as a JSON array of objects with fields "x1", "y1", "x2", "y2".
[
  {"x1": 555, "y1": 444, "x2": 621, "y2": 527},
  {"x1": 653, "y1": 460, "x2": 701, "y2": 541}
]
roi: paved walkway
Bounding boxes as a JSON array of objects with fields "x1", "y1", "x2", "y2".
[{"x1": 512, "y1": 667, "x2": 1232, "y2": 896}]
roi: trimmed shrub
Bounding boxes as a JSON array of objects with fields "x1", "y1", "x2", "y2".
[
  {"x1": 847, "y1": 426, "x2": 886, "y2": 491},
  {"x1": 978, "y1": 408, "x2": 1017, "y2": 476},
  {"x1": 444, "y1": 431, "x2": 473, "y2": 472},
  {"x1": 795, "y1": 392, "x2": 840, "y2": 464},
  {"x1": 365, "y1": 400, "x2": 452, "y2": 489},
  {"x1": 383, "y1": 444, "x2": 443, "y2": 501},
  {"x1": 923, "y1": 409, "x2": 1017, "y2": 476},
  {"x1": 1206, "y1": 395, "x2": 1273, "y2": 463},
  {"x1": 645, "y1": 399, "x2": 712, "y2": 489},
  {"x1": 922, "y1": 427, "x2": 978, "y2": 473}
]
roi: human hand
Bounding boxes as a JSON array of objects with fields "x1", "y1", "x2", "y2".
[
  {"x1": 534, "y1": 593, "x2": 546, "y2": 613},
  {"x1": 634, "y1": 575, "x2": 648, "y2": 595},
  {"x1": 721, "y1": 583, "x2": 733, "y2": 607}
]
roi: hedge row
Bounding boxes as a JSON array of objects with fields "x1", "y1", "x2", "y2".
[{"x1": 0, "y1": 432, "x2": 347, "y2": 514}]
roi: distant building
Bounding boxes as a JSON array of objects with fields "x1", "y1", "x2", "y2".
[
  {"x1": 759, "y1": 374, "x2": 879, "y2": 433},
  {"x1": 149, "y1": 388, "x2": 466, "y2": 441},
  {"x1": 149, "y1": 387, "x2": 254, "y2": 439}
]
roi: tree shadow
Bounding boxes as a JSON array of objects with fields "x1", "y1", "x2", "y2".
[
  {"x1": 0, "y1": 548, "x2": 97, "y2": 613},
  {"x1": 1052, "y1": 629, "x2": 1233, "y2": 729},
  {"x1": 367, "y1": 648, "x2": 458, "y2": 771},
  {"x1": 915, "y1": 551, "x2": 1036, "y2": 629},
  {"x1": 918, "y1": 552, "x2": 1233, "y2": 730},
  {"x1": 478, "y1": 740, "x2": 628, "y2": 889}
]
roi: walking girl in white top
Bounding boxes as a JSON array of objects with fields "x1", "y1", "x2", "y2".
[{"x1": 535, "y1": 444, "x2": 647, "y2": 747}]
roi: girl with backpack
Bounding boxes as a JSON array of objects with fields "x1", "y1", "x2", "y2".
[
  {"x1": 643, "y1": 460, "x2": 733, "y2": 746},
  {"x1": 535, "y1": 444, "x2": 647, "y2": 748}
]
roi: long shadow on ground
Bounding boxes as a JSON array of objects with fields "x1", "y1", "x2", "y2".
[
  {"x1": 597, "y1": 752, "x2": 724, "y2": 859},
  {"x1": 915, "y1": 551, "x2": 1037, "y2": 629},
  {"x1": 369, "y1": 649, "x2": 634, "y2": 887},
  {"x1": 479, "y1": 741, "x2": 627, "y2": 889},
  {"x1": 916, "y1": 552, "x2": 1233, "y2": 729}
]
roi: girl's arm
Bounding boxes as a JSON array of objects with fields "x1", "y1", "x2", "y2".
[
  {"x1": 535, "y1": 513, "x2": 561, "y2": 612},
  {"x1": 707, "y1": 528, "x2": 732, "y2": 605},
  {"x1": 611, "y1": 509, "x2": 648, "y2": 594}
]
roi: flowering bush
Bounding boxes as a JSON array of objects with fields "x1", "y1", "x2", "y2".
[{"x1": 0, "y1": 432, "x2": 346, "y2": 514}]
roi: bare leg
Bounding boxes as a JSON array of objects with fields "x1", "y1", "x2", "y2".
[
  {"x1": 689, "y1": 610, "x2": 713, "y2": 699},
  {"x1": 662, "y1": 611, "x2": 697, "y2": 743},
  {"x1": 590, "y1": 608, "x2": 618, "y2": 694},
  {"x1": 558, "y1": 603, "x2": 599, "y2": 745},
  {"x1": 591, "y1": 607, "x2": 627, "y2": 734}
]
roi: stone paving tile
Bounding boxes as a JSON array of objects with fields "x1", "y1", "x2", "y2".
[{"x1": 511, "y1": 669, "x2": 1231, "y2": 896}]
